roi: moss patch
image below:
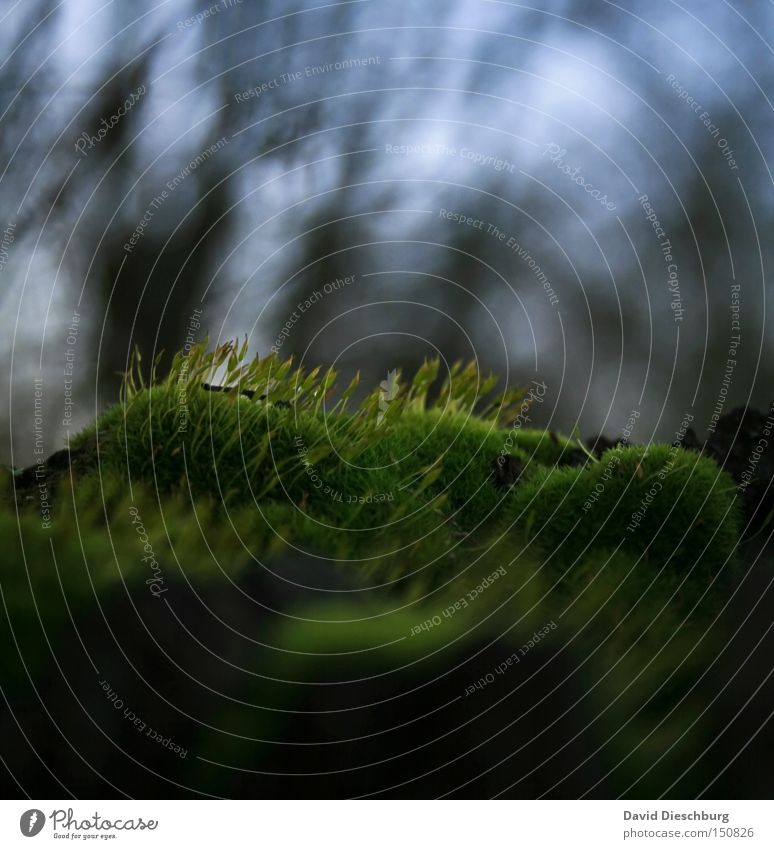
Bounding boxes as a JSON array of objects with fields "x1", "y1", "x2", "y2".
[
  {"x1": 10, "y1": 341, "x2": 741, "y2": 584},
  {"x1": 0, "y1": 343, "x2": 753, "y2": 798}
]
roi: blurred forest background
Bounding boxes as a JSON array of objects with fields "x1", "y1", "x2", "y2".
[{"x1": 1, "y1": 0, "x2": 772, "y2": 464}]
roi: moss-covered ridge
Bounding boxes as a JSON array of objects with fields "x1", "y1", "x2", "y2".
[
  {"x1": 0, "y1": 342, "x2": 747, "y2": 798},
  {"x1": 69, "y1": 341, "x2": 741, "y2": 575}
]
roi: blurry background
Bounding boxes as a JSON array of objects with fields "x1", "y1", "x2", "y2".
[{"x1": 1, "y1": 0, "x2": 772, "y2": 464}]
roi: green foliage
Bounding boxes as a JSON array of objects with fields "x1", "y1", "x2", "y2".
[
  {"x1": 5, "y1": 345, "x2": 739, "y2": 688},
  {"x1": 56, "y1": 341, "x2": 743, "y2": 581},
  {"x1": 0, "y1": 347, "x2": 748, "y2": 797},
  {"x1": 73, "y1": 342, "x2": 543, "y2": 532},
  {"x1": 511, "y1": 443, "x2": 741, "y2": 578}
]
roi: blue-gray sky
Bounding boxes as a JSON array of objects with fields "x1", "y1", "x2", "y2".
[{"x1": 1, "y1": 0, "x2": 772, "y2": 460}]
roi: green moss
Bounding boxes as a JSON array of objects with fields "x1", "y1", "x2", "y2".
[
  {"x1": 511, "y1": 443, "x2": 741, "y2": 577},
  {"x1": 13, "y1": 342, "x2": 742, "y2": 594},
  {"x1": 0, "y1": 341, "x2": 747, "y2": 799},
  {"x1": 72, "y1": 344, "x2": 543, "y2": 535}
]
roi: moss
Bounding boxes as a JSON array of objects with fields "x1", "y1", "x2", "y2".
[
  {"x1": 11, "y1": 342, "x2": 742, "y2": 597},
  {"x1": 21, "y1": 346, "x2": 739, "y2": 578},
  {"x1": 0, "y1": 342, "x2": 749, "y2": 797},
  {"x1": 71, "y1": 344, "x2": 563, "y2": 538},
  {"x1": 511, "y1": 443, "x2": 741, "y2": 578}
]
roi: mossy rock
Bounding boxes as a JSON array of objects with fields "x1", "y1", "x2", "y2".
[
  {"x1": 510, "y1": 443, "x2": 740, "y2": 579},
  {"x1": 3, "y1": 340, "x2": 742, "y2": 641},
  {"x1": 14, "y1": 340, "x2": 741, "y2": 585},
  {"x1": 0, "y1": 342, "x2": 752, "y2": 798}
]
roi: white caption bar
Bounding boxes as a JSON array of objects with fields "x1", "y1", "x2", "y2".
[{"x1": 1, "y1": 800, "x2": 770, "y2": 848}]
